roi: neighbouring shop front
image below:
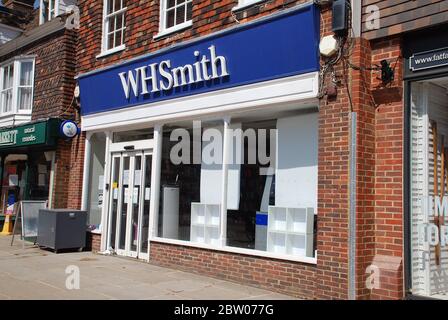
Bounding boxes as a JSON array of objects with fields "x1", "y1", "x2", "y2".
[
  {"x1": 78, "y1": 3, "x2": 320, "y2": 272},
  {"x1": 405, "y1": 25, "x2": 448, "y2": 299},
  {"x1": 0, "y1": 118, "x2": 60, "y2": 217}
]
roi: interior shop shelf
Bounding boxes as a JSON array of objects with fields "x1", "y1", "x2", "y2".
[
  {"x1": 267, "y1": 206, "x2": 314, "y2": 257},
  {"x1": 190, "y1": 203, "x2": 221, "y2": 245}
]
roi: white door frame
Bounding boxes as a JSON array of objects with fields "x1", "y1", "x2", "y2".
[{"x1": 105, "y1": 140, "x2": 153, "y2": 259}]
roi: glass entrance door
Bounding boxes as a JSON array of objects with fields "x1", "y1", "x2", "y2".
[{"x1": 107, "y1": 151, "x2": 152, "y2": 259}]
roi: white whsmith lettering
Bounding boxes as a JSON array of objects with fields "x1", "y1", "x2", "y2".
[{"x1": 118, "y1": 45, "x2": 229, "y2": 99}]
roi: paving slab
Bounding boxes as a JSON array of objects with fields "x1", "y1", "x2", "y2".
[{"x1": 0, "y1": 235, "x2": 297, "y2": 300}]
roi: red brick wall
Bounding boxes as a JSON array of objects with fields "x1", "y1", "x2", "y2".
[
  {"x1": 350, "y1": 38, "x2": 376, "y2": 300},
  {"x1": 66, "y1": 132, "x2": 85, "y2": 210},
  {"x1": 87, "y1": 232, "x2": 102, "y2": 253},
  {"x1": 0, "y1": 29, "x2": 77, "y2": 121},
  {"x1": 315, "y1": 10, "x2": 405, "y2": 299},
  {"x1": 314, "y1": 6, "x2": 351, "y2": 300},
  {"x1": 151, "y1": 242, "x2": 317, "y2": 298},
  {"x1": 0, "y1": 19, "x2": 79, "y2": 212},
  {"x1": 77, "y1": 0, "x2": 310, "y2": 75},
  {"x1": 370, "y1": 37, "x2": 404, "y2": 299}
]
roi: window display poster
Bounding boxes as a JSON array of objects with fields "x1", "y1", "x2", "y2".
[
  {"x1": 133, "y1": 187, "x2": 139, "y2": 204},
  {"x1": 98, "y1": 191, "x2": 103, "y2": 208},
  {"x1": 9, "y1": 174, "x2": 18, "y2": 187},
  {"x1": 134, "y1": 170, "x2": 141, "y2": 186},
  {"x1": 124, "y1": 188, "x2": 129, "y2": 203},
  {"x1": 98, "y1": 175, "x2": 104, "y2": 190},
  {"x1": 7, "y1": 166, "x2": 16, "y2": 175},
  {"x1": 4, "y1": 165, "x2": 16, "y2": 186},
  {"x1": 38, "y1": 164, "x2": 47, "y2": 174},
  {"x1": 123, "y1": 170, "x2": 130, "y2": 185},
  {"x1": 38, "y1": 174, "x2": 46, "y2": 186},
  {"x1": 6, "y1": 193, "x2": 15, "y2": 215},
  {"x1": 145, "y1": 187, "x2": 151, "y2": 200}
]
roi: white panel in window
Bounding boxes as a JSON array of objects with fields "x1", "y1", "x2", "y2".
[
  {"x1": 200, "y1": 123, "x2": 242, "y2": 210},
  {"x1": 275, "y1": 113, "x2": 318, "y2": 210}
]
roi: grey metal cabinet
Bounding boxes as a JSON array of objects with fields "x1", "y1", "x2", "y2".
[{"x1": 37, "y1": 209, "x2": 87, "y2": 253}]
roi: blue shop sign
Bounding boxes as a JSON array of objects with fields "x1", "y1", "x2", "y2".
[{"x1": 78, "y1": 4, "x2": 320, "y2": 116}]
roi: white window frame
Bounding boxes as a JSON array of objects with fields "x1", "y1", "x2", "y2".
[
  {"x1": 99, "y1": 0, "x2": 127, "y2": 58},
  {"x1": 155, "y1": 0, "x2": 193, "y2": 39},
  {"x1": 16, "y1": 59, "x2": 36, "y2": 113},
  {"x1": 0, "y1": 57, "x2": 35, "y2": 117},
  {"x1": 232, "y1": 0, "x2": 266, "y2": 12},
  {"x1": 39, "y1": 0, "x2": 59, "y2": 25},
  {"x1": 0, "y1": 63, "x2": 14, "y2": 115}
]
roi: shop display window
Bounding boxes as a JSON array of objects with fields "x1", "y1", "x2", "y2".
[
  {"x1": 156, "y1": 112, "x2": 318, "y2": 259},
  {"x1": 410, "y1": 78, "x2": 448, "y2": 299},
  {"x1": 0, "y1": 152, "x2": 53, "y2": 215},
  {"x1": 157, "y1": 121, "x2": 221, "y2": 242},
  {"x1": 87, "y1": 133, "x2": 106, "y2": 229}
]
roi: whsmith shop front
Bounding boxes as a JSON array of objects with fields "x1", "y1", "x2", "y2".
[
  {"x1": 0, "y1": 119, "x2": 60, "y2": 217},
  {"x1": 77, "y1": 4, "x2": 321, "y2": 297}
]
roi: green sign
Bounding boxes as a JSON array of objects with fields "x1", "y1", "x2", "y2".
[{"x1": 0, "y1": 120, "x2": 58, "y2": 150}]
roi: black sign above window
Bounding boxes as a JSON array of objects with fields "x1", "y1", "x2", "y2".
[{"x1": 410, "y1": 47, "x2": 448, "y2": 72}]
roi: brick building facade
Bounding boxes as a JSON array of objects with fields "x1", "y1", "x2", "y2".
[
  {"x1": 74, "y1": 0, "x2": 376, "y2": 300},
  {"x1": 74, "y1": 0, "x2": 448, "y2": 300},
  {"x1": 0, "y1": 1, "x2": 81, "y2": 225}
]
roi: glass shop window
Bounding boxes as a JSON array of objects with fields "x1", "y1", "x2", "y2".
[
  {"x1": 158, "y1": 120, "x2": 223, "y2": 244},
  {"x1": 113, "y1": 128, "x2": 154, "y2": 143},
  {"x1": 87, "y1": 133, "x2": 106, "y2": 229},
  {"x1": 1, "y1": 156, "x2": 27, "y2": 215},
  {"x1": 410, "y1": 78, "x2": 448, "y2": 299},
  {"x1": 225, "y1": 114, "x2": 318, "y2": 258},
  {"x1": 27, "y1": 153, "x2": 53, "y2": 201},
  {"x1": 156, "y1": 112, "x2": 318, "y2": 259}
]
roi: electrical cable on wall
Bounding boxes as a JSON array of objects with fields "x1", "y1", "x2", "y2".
[{"x1": 317, "y1": 0, "x2": 399, "y2": 108}]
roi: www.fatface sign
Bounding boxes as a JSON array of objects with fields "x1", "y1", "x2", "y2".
[
  {"x1": 118, "y1": 45, "x2": 229, "y2": 99},
  {"x1": 410, "y1": 47, "x2": 448, "y2": 72}
]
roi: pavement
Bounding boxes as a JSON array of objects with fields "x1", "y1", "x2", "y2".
[{"x1": 0, "y1": 235, "x2": 296, "y2": 300}]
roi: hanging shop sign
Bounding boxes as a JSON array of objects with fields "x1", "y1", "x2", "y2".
[
  {"x1": 409, "y1": 47, "x2": 448, "y2": 72},
  {"x1": 77, "y1": 4, "x2": 320, "y2": 115},
  {"x1": 60, "y1": 120, "x2": 80, "y2": 139},
  {"x1": 0, "y1": 119, "x2": 60, "y2": 150}
]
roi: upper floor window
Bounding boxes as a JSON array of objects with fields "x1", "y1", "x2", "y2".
[
  {"x1": 1, "y1": 64, "x2": 14, "y2": 113},
  {"x1": 0, "y1": 59, "x2": 35, "y2": 115},
  {"x1": 159, "y1": 0, "x2": 193, "y2": 35},
  {"x1": 102, "y1": 0, "x2": 127, "y2": 54},
  {"x1": 233, "y1": 0, "x2": 265, "y2": 11},
  {"x1": 40, "y1": 0, "x2": 58, "y2": 24}
]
